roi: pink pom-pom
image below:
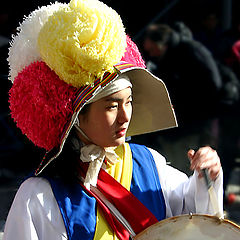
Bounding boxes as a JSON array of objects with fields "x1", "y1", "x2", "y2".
[
  {"x1": 9, "y1": 61, "x2": 77, "y2": 151},
  {"x1": 121, "y1": 35, "x2": 146, "y2": 68}
]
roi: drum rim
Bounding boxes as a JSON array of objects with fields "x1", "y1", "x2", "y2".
[{"x1": 135, "y1": 214, "x2": 240, "y2": 239}]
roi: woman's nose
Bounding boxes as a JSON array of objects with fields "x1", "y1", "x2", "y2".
[{"x1": 118, "y1": 105, "x2": 131, "y2": 124}]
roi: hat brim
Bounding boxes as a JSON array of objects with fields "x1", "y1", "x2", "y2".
[{"x1": 125, "y1": 68, "x2": 177, "y2": 137}]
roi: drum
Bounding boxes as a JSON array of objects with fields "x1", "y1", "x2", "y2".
[{"x1": 134, "y1": 214, "x2": 240, "y2": 240}]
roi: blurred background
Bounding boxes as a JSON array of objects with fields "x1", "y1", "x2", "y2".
[{"x1": 1, "y1": 0, "x2": 240, "y2": 236}]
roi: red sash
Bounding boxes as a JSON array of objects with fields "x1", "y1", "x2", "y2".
[{"x1": 79, "y1": 163, "x2": 158, "y2": 240}]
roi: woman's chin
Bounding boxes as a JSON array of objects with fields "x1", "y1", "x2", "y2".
[{"x1": 103, "y1": 137, "x2": 126, "y2": 148}]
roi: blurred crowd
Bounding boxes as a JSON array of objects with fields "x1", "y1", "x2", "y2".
[
  {"x1": 132, "y1": 13, "x2": 240, "y2": 195},
  {"x1": 1, "y1": 1, "x2": 240, "y2": 229}
]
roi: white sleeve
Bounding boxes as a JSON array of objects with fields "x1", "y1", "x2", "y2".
[
  {"x1": 148, "y1": 148, "x2": 224, "y2": 218},
  {"x1": 3, "y1": 177, "x2": 67, "y2": 240}
]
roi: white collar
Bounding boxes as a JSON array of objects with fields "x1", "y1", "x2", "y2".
[{"x1": 75, "y1": 125, "x2": 119, "y2": 189}]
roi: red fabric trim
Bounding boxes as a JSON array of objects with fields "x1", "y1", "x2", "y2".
[
  {"x1": 97, "y1": 169, "x2": 158, "y2": 234},
  {"x1": 79, "y1": 181, "x2": 129, "y2": 240}
]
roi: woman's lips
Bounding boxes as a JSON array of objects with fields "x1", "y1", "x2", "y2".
[{"x1": 116, "y1": 128, "x2": 127, "y2": 137}]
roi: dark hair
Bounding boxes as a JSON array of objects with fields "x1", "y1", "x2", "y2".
[
  {"x1": 39, "y1": 104, "x2": 92, "y2": 183},
  {"x1": 79, "y1": 103, "x2": 91, "y2": 116},
  {"x1": 145, "y1": 24, "x2": 173, "y2": 45},
  {"x1": 39, "y1": 130, "x2": 80, "y2": 183}
]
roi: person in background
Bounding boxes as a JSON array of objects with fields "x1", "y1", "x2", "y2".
[
  {"x1": 141, "y1": 23, "x2": 222, "y2": 174},
  {"x1": 143, "y1": 23, "x2": 222, "y2": 125}
]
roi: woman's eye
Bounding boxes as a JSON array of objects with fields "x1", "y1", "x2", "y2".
[
  {"x1": 126, "y1": 100, "x2": 133, "y2": 105},
  {"x1": 108, "y1": 105, "x2": 118, "y2": 110}
]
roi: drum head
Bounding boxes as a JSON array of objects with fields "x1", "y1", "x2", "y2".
[{"x1": 135, "y1": 214, "x2": 240, "y2": 240}]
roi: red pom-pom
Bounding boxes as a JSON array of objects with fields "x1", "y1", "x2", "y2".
[
  {"x1": 9, "y1": 61, "x2": 77, "y2": 150},
  {"x1": 121, "y1": 35, "x2": 146, "y2": 68}
]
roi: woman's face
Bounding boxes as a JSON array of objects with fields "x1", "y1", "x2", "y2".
[{"x1": 78, "y1": 87, "x2": 132, "y2": 147}]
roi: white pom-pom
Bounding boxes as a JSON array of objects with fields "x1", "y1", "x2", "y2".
[{"x1": 8, "y1": 2, "x2": 68, "y2": 82}]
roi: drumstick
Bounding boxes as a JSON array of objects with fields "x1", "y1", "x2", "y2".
[{"x1": 202, "y1": 169, "x2": 224, "y2": 219}]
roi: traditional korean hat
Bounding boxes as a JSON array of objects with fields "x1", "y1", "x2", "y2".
[{"x1": 8, "y1": 0, "x2": 177, "y2": 175}]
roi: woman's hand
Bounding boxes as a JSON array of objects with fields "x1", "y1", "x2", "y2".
[{"x1": 188, "y1": 146, "x2": 221, "y2": 181}]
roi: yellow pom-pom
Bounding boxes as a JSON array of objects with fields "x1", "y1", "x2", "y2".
[{"x1": 37, "y1": 0, "x2": 126, "y2": 88}]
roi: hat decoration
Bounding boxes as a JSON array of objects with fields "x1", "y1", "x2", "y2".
[
  {"x1": 38, "y1": 0, "x2": 126, "y2": 87},
  {"x1": 123, "y1": 35, "x2": 146, "y2": 69},
  {"x1": 9, "y1": 61, "x2": 77, "y2": 151},
  {"x1": 8, "y1": 0, "x2": 146, "y2": 152},
  {"x1": 8, "y1": 2, "x2": 68, "y2": 83}
]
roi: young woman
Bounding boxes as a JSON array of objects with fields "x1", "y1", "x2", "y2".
[{"x1": 3, "y1": 0, "x2": 223, "y2": 239}]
